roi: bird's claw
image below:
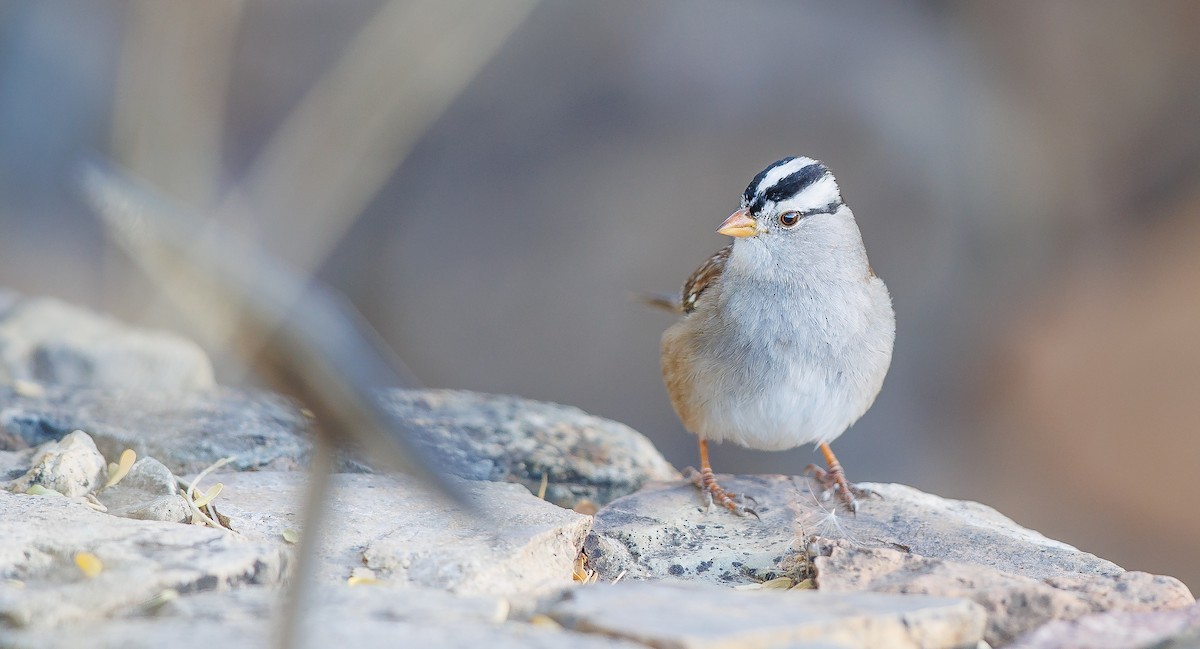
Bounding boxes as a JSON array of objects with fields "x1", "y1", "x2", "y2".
[
  {"x1": 685, "y1": 467, "x2": 759, "y2": 519},
  {"x1": 803, "y1": 463, "x2": 873, "y2": 515}
]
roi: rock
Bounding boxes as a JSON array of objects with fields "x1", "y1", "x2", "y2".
[
  {"x1": 817, "y1": 543, "x2": 1192, "y2": 646},
  {"x1": 0, "y1": 446, "x2": 34, "y2": 482},
  {"x1": 0, "y1": 296, "x2": 214, "y2": 392},
  {"x1": 0, "y1": 386, "x2": 671, "y2": 495},
  {"x1": 824, "y1": 482, "x2": 1122, "y2": 580},
  {"x1": 0, "y1": 490, "x2": 287, "y2": 629},
  {"x1": 585, "y1": 475, "x2": 1194, "y2": 646},
  {"x1": 216, "y1": 471, "x2": 592, "y2": 596},
  {"x1": 546, "y1": 581, "x2": 987, "y2": 649},
  {"x1": 381, "y1": 389, "x2": 679, "y2": 508},
  {"x1": 96, "y1": 457, "x2": 189, "y2": 523},
  {"x1": 585, "y1": 476, "x2": 800, "y2": 586},
  {"x1": 1151, "y1": 626, "x2": 1200, "y2": 649},
  {"x1": 6, "y1": 430, "x2": 107, "y2": 497},
  {"x1": 5, "y1": 585, "x2": 647, "y2": 649},
  {"x1": 1008, "y1": 602, "x2": 1200, "y2": 649},
  {"x1": 0, "y1": 385, "x2": 313, "y2": 473}
]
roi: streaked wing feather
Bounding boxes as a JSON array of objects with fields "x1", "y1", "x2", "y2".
[{"x1": 681, "y1": 244, "x2": 731, "y2": 314}]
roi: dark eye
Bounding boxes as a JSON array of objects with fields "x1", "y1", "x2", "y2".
[{"x1": 779, "y1": 211, "x2": 801, "y2": 227}]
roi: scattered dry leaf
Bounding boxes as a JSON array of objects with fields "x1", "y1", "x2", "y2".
[
  {"x1": 182, "y1": 456, "x2": 237, "y2": 532},
  {"x1": 572, "y1": 499, "x2": 598, "y2": 516},
  {"x1": 74, "y1": 552, "x2": 103, "y2": 578},
  {"x1": 104, "y1": 449, "x2": 136, "y2": 489},
  {"x1": 347, "y1": 567, "x2": 380, "y2": 586},
  {"x1": 204, "y1": 503, "x2": 234, "y2": 531},
  {"x1": 528, "y1": 614, "x2": 562, "y2": 629},
  {"x1": 761, "y1": 577, "x2": 794, "y2": 590},
  {"x1": 139, "y1": 588, "x2": 179, "y2": 611},
  {"x1": 790, "y1": 578, "x2": 816, "y2": 590},
  {"x1": 572, "y1": 551, "x2": 592, "y2": 583},
  {"x1": 282, "y1": 528, "x2": 300, "y2": 544},
  {"x1": 536, "y1": 473, "x2": 548, "y2": 500},
  {"x1": 193, "y1": 483, "x2": 223, "y2": 508},
  {"x1": 25, "y1": 485, "x2": 62, "y2": 497}
]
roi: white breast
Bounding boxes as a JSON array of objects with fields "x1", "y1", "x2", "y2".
[{"x1": 669, "y1": 269, "x2": 894, "y2": 452}]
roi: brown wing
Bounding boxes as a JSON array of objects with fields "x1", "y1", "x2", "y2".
[{"x1": 681, "y1": 244, "x2": 731, "y2": 314}]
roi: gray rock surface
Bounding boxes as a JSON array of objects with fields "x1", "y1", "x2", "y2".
[
  {"x1": 0, "y1": 490, "x2": 287, "y2": 629},
  {"x1": 382, "y1": 389, "x2": 679, "y2": 508},
  {"x1": 818, "y1": 542, "x2": 1193, "y2": 646},
  {"x1": 5, "y1": 585, "x2": 648, "y2": 649},
  {"x1": 0, "y1": 385, "x2": 313, "y2": 473},
  {"x1": 95, "y1": 456, "x2": 189, "y2": 523},
  {"x1": 0, "y1": 446, "x2": 34, "y2": 482},
  {"x1": 585, "y1": 475, "x2": 1194, "y2": 646},
  {"x1": 217, "y1": 471, "x2": 591, "y2": 596},
  {"x1": 1008, "y1": 602, "x2": 1200, "y2": 649},
  {"x1": 0, "y1": 385, "x2": 678, "y2": 509},
  {"x1": 547, "y1": 581, "x2": 987, "y2": 649},
  {"x1": 1, "y1": 293, "x2": 1195, "y2": 648},
  {"x1": 586, "y1": 476, "x2": 800, "y2": 585},
  {"x1": 7, "y1": 429, "x2": 107, "y2": 496},
  {"x1": 0, "y1": 296, "x2": 214, "y2": 392}
]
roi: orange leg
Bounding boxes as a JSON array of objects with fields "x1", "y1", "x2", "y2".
[
  {"x1": 690, "y1": 439, "x2": 758, "y2": 518},
  {"x1": 804, "y1": 442, "x2": 863, "y2": 514}
]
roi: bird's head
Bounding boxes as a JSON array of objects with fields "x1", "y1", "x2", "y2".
[{"x1": 717, "y1": 156, "x2": 846, "y2": 240}]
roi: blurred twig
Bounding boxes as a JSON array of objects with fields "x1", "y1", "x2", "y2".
[
  {"x1": 98, "y1": 4, "x2": 539, "y2": 647},
  {"x1": 80, "y1": 158, "x2": 468, "y2": 649},
  {"x1": 111, "y1": 0, "x2": 244, "y2": 206},
  {"x1": 224, "y1": 0, "x2": 540, "y2": 272},
  {"x1": 107, "y1": 0, "x2": 539, "y2": 385}
]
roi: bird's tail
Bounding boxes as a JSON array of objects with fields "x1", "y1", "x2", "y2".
[{"x1": 633, "y1": 291, "x2": 682, "y2": 313}]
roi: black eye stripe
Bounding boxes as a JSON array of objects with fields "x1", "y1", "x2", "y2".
[
  {"x1": 778, "y1": 201, "x2": 843, "y2": 226},
  {"x1": 801, "y1": 201, "x2": 843, "y2": 217}
]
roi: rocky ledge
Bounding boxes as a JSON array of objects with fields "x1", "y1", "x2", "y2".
[{"x1": 0, "y1": 293, "x2": 1196, "y2": 649}]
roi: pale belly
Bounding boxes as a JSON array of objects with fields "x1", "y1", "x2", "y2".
[
  {"x1": 661, "y1": 283, "x2": 893, "y2": 451},
  {"x1": 683, "y1": 347, "x2": 877, "y2": 450}
]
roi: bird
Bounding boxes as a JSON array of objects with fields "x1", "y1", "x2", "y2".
[{"x1": 659, "y1": 156, "x2": 895, "y2": 515}]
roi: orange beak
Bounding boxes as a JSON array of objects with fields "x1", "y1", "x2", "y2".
[{"x1": 716, "y1": 208, "x2": 758, "y2": 238}]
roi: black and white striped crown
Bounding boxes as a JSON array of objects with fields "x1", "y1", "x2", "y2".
[{"x1": 742, "y1": 156, "x2": 843, "y2": 216}]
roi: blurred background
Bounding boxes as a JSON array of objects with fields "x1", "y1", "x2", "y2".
[{"x1": 1, "y1": 1, "x2": 1198, "y2": 590}]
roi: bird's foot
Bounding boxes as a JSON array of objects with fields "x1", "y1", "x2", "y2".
[
  {"x1": 803, "y1": 463, "x2": 875, "y2": 515},
  {"x1": 684, "y1": 467, "x2": 759, "y2": 519}
]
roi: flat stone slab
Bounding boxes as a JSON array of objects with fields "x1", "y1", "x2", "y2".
[
  {"x1": 547, "y1": 581, "x2": 986, "y2": 649},
  {"x1": 382, "y1": 389, "x2": 680, "y2": 508},
  {"x1": 6, "y1": 584, "x2": 647, "y2": 649},
  {"x1": 0, "y1": 385, "x2": 314, "y2": 473},
  {"x1": 0, "y1": 387, "x2": 678, "y2": 509},
  {"x1": 0, "y1": 490, "x2": 287, "y2": 629},
  {"x1": 588, "y1": 476, "x2": 1125, "y2": 583},
  {"x1": 817, "y1": 541, "x2": 1193, "y2": 646},
  {"x1": 216, "y1": 471, "x2": 592, "y2": 596},
  {"x1": 1008, "y1": 602, "x2": 1200, "y2": 649},
  {"x1": 585, "y1": 476, "x2": 802, "y2": 585},
  {"x1": 586, "y1": 475, "x2": 1194, "y2": 646}
]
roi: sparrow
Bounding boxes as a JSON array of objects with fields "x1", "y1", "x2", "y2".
[{"x1": 660, "y1": 156, "x2": 895, "y2": 515}]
